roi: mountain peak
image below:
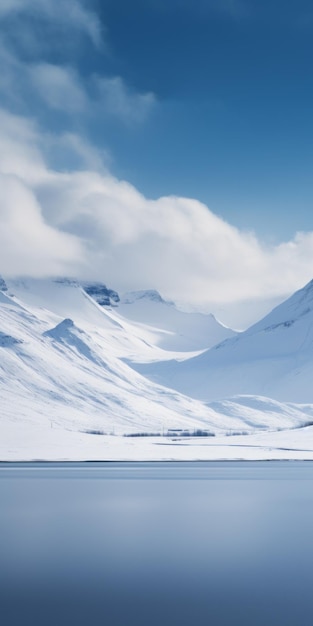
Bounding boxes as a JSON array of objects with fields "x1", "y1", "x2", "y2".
[
  {"x1": 248, "y1": 278, "x2": 313, "y2": 335},
  {"x1": 121, "y1": 289, "x2": 172, "y2": 305},
  {"x1": 43, "y1": 318, "x2": 75, "y2": 339}
]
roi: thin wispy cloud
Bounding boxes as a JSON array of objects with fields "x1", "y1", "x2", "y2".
[
  {"x1": 0, "y1": 0, "x2": 102, "y2": 48},
  {"x1": 28, "y1": 64, "x2": 156, "y2": 125},
  {"x1": 95, "y1": 76, "x2": 156, "y2": 125},
  {"x1": 29, "y1": 64, "x2": 88, "y2": 112},
  {"x1": 47, "y1": 133, "x2": 111, "y2": 172},
  {"x1": 0, "y1": 8, "x2": 156, "y2": 128}
]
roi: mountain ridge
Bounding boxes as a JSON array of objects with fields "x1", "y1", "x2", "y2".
[
  {"x1": 2, "y1": 276, "x2": 313, "y2": 459},
  {"x1": 132, "y1": 278, "x2": 313, "y2": 403}
]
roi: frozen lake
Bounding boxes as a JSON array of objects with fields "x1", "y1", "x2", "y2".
[{"x1": 1, "y1": 461, "x2": 313, "y2": 625}]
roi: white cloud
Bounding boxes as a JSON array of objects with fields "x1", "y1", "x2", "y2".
[
  {"x1": 28, "y1": 63, "x2": 87, "y2": 112},
  {"x1": 0, "y1": 173, "x2": 84, "y2": 277},
  {"x1": 96, "y1": 76, "x2": 156, "y2": 124},
  {"x1": 0, "y1": 2, "x2": 155, "y2": 130},
  {"x1": 0, "y1": 0, "x2": 102, "y2": 48},
  {"x1": 2, "y1": 106, "x2": 313, "y2": 327},
  {"x1": 0, "y1": 43, "x2": 155, "y2": 128},
  {"x1": 0, "y1": 44, "x2": 25, "y2": 105},
  {"x1": 0, "y1": 0, "x2": 307, "y2": 328},
  {"x1": 27, "y1": 65, "x2": 156, "y2": 123},
  {"x1": 0, "y1": 110, "x2": 85, "y2": 277},
  {"x1": 0, "y1": 108, "x2": 46, "y2": 182},
  {"x1": 47, "y1": 132, "x2": 111, "y2": 172}
]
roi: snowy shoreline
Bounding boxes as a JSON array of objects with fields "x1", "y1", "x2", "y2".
[{"x1": 2, "y1": 428, "x2": 313, "y2": 462}]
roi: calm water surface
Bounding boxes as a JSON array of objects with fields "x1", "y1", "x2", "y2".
[{"x1": 1, "y1": 461, "x2": 313, "y2": 625}]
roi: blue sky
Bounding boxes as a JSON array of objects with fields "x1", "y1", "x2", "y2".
[
  {"x1": 0, "y1": 0, "x2": 313, "y2": 326},
  {"x1": 95, "y1": 0, "x2": 313, "y2": 240}
]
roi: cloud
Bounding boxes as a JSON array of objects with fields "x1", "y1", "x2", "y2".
[
  {"x1": 0, "y1": 108, "x2": 46, "y2": 181},
  {"x1": 2, "y1": 105, "x2": 313, "y2": 328},
  {"x1": 0, "y1": 172, "x2": 84, "y2": 277},
  {"x1": 95, "y1": 76, "x2": 156, "y2": 124},
  {"x1": 0, "y1": 0, "x2": 102, "y2": 48},
  {"x1": 0, "y1": 0, "x2": 156, "y2": 136},
  {"x1": 1, "y1": 0, "x2": 310, "y2": 329},
  {"x1": 46, "y1": 132, "x2": 111, "y2": 172},
  {"x1": 28, "y1": 63, "x2": 87, "y2": 112},
  {"x1": 0, "y1": 40, "x2": 155, "y2": 129},
  {"x1": 0, "y1": 110, "x2": 84, "y2": 277},
  {"x1": 27, "y1": 64, "x2": 156, "y2": 124}
]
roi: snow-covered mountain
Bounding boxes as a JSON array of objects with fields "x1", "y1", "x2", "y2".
[
  {"x1": 0, "y1": 281, "x2": 221, "y2": 436},
  {"x1": 133, "y1": 279, "x2": 313, "y2": 403},
  {"x1": 2, "y1": 276, "x2": 313, "y2": 460},
  {"x1": 0, "y1": 277, "x2": 241, "y2": 434},
  {"x1": 117, "y1": 289, "x2": 236, "y2": 351}
]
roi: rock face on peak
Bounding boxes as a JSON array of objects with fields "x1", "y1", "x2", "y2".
[{"x1": 82, "y1": 282, "x2": 120, "y2": 307}]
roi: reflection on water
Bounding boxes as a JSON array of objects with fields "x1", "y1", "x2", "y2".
[{"x1": 1, "y1": 462, "x2": 313, "y2": 625}]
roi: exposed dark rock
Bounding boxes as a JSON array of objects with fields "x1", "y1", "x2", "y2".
[
  {"x1": 0, "y1": 331, "x2": 22, "y2": 347},
  {"x1": 82, "y1": 282, "x2": 120, "y2": 306}
]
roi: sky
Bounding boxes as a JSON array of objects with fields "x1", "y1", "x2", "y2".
[{"x1": 0, "y1": 0, "x2": 313, "y2": 328}]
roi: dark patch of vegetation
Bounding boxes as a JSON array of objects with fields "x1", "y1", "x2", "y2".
[
  {"x1": 83, "y1": 429, "x2": 107, "y2": 436},
  {"x1": 124, "y1": 429, "x2": 215, "y2": 438},
  {"x1": 124, "y1": 432, "x2": 162, "y2": 438}
]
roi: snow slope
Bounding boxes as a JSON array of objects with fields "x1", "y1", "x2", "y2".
[
  {"x1": 117, "y1": 289, "x2": 236, "y2": 351},
  {"x1": 0, "y1": 279, "x2": 252, "y2": 437},
  {"x1": 2, "y1": 277, "x2": 313, "y2": 460},
  {"x1": 133, "y1": 279, "x2": 313, "y2": 403}
]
